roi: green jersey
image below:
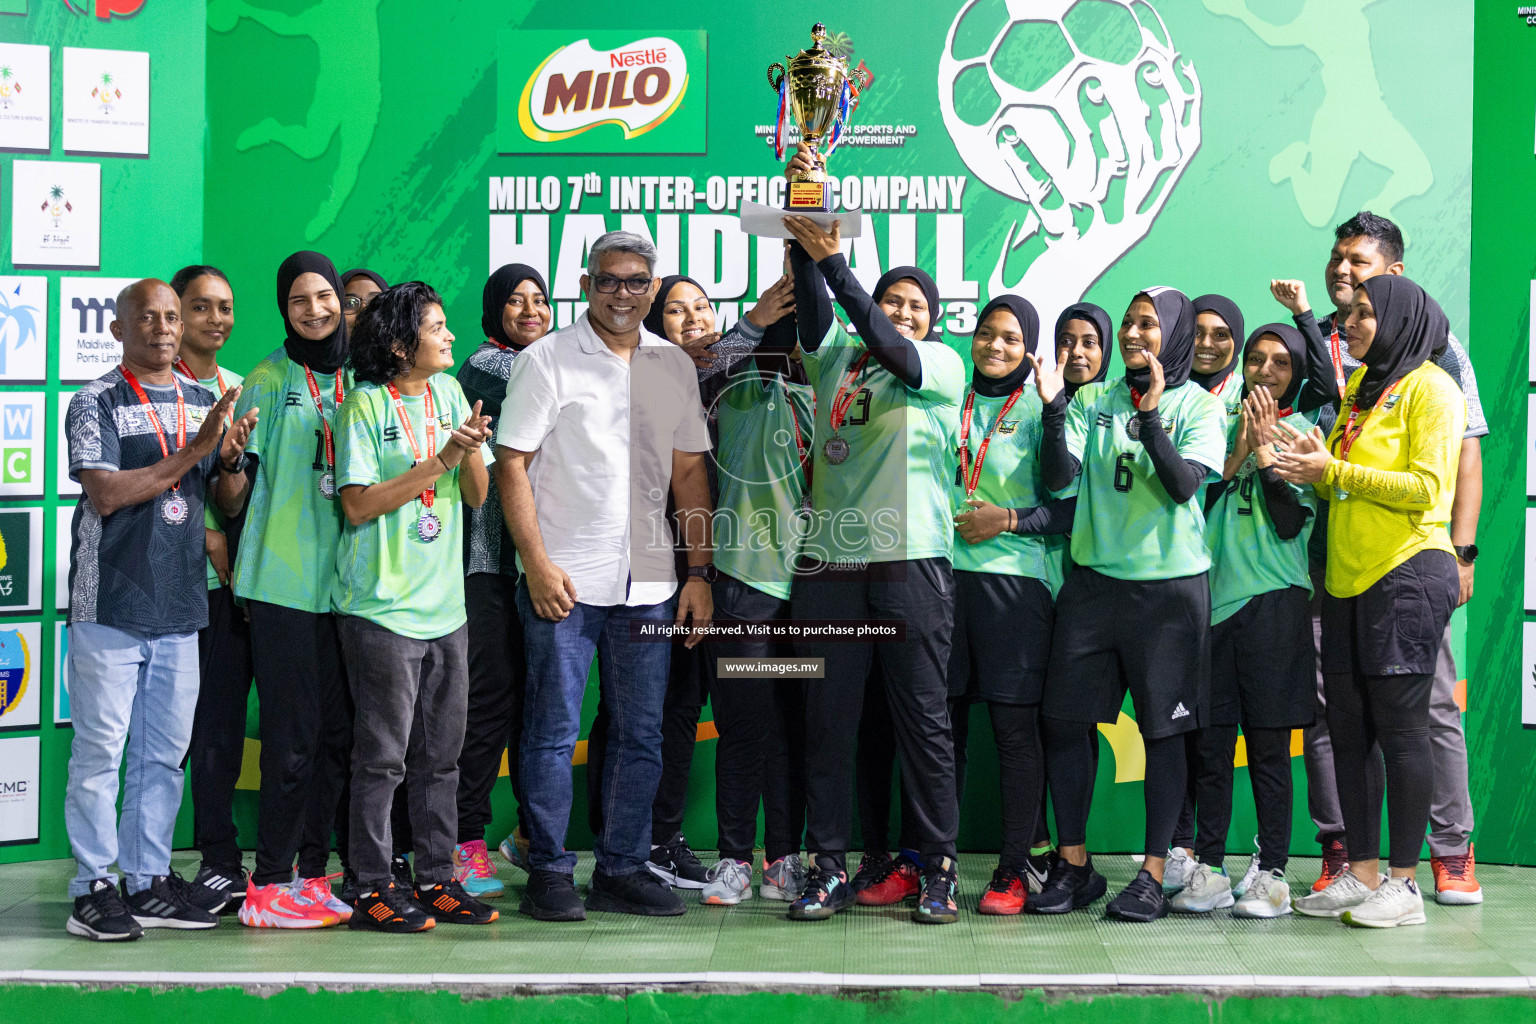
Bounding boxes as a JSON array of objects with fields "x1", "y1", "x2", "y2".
[
  {"x1": 1063, "y1": 379, "x2": 1226, "y2": 580},
  {"x1": 713, "y1": 370, "x2": 815, "y2": 601},
  {"x1": 174, "y1": 365, "x2": 245, "y2": 591},
  {"x1": 951, "y1": 387, "x2": 1070, "y2": 597},
  {"x1": 799, "y1": 322, "x2": 964, "y2": 566},
  {"x1": 332, "y1": 376, "x2": 471, "y2": 640},
  {"x1": 1206, "y1": 405, "x2": 1318, "y2": 624},
  {"x1": 232, "y1": 350, "x2": 353, "y2": 613}
]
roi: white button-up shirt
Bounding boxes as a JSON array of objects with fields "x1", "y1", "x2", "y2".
[{"x1": 497, "y1": 312, "x2": 711, "y2": 607}]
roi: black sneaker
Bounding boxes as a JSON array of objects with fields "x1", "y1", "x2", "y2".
[
  {"x1": 1105, "y1": 869, "x2": 1170, "y2": 922},
  {"x1": 391, "y1": 852, "x2": 414, "y2": 890},
  {"x1": 350, "y1": 882, "x2": 435, "y2": 932},
  {"x1": 120, "y1": 873, "x2": 219, "y2": 929},
  {"x1": 1027, "y1": 856, "x2": 1108, "y2": 914},
  {"x1": 646, "y1": 833, "x2": 708, "y2": 889},
  {"x1": 519, "y1": 868, "x2": 586, "y2": 922},
  {"x1": 911, "y1": 855, "x2": 960, "y2": 925},
  {"x1": 787, "y1": 863, "x2": 854, "y2": 921},
  {"x1": 188, "y1": 862, "x2": 248, "y2": 915},
  {"x1": 1024, "y1": 848, "x2": 1058, "y2": 895},
  {"x1": 414, "y1": 879, "x2": 499, "y2": 925},
  {"x1": 67, "y1": 878, "x2": 143, "y2": 941},
  {"x1": 588, "y1": 867, "x2": 687, "y2": 916},
  {"x1": 338, "y1": 865, "x2": 361, "y2": 905},
  {"x1": 849, "y1": 851, "x2": 893, "y2": 895}
]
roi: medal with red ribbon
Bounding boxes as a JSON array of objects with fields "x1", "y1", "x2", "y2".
[
  {"x1": 121, "y1": 365, "x2": 190, "y2": 526},
  {"x1": 958, "y1": 385, "x2": 1024, "y2": 509},
  {"x1": 1328, "y1": 324, "x2": 1348, "y2": 398},
  {"x1": 1330, "y1": 376, "x2": 1405, "y2": 501},
  {"x1": 175, "y1": 358, "x2": 232, "y2": 427},
  {"x1": 783, "y1": 379, "x2": 812, "y2": 497},
  {"x1": 823, "y1": 350, "x2": 870, "y2": 465},
  {"x1": 304, "y1": 364, "x2": 345, "y2": 500},
  {"x1": 386, "y1": 382, "x2": 443, "y2": 543}
]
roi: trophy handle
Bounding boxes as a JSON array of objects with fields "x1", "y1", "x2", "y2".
[{"x1": 767, "y1": 62, "x2": 786, "y2": 92}]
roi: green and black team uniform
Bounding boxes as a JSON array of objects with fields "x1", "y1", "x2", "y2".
[
  {"x1": 1178, "y1": 323, "x2": 1321, "y2": 912},
  {"x1": 333, "y1": 352, "x2": 492, "y2": 929},
  {"x1": 173, "y1": 358, "x2": 254, "y2": 908},
  {"x1": 233, "y1": 252, "x2": 355, "y2": 892},
  {"x1": 944, "y1": 295, "x2": 1074, "y2": 910},
  {"x1": 785, "y1": 253, "x2": 965, "y2": 924},
  {"x1": 451, "y1": 265, "x2": 545, "y2": 860},
  {"x1": 703, "y1": 315, "x2": 812, "y2": 877},
  {"x1": 1033, "y1": 287, "x2": 1226, "y2": 922}
]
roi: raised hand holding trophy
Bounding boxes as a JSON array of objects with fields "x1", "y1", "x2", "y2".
[{"x1": 741, "y1": 23, "x2": 873, "y2": 238}]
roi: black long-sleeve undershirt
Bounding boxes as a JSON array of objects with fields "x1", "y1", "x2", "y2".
[
  {"x1": 788, "y1": 241, "x2": 835, "y2": 356},
  {"x1": 1136, "y1": 410, "x2": 1208, "y2": 504},
  {"x1": 1292, "y1": 308, "x2": 1345, "y2": 413},
  {"x1": 788, "y1": 245, "x2": 924, "y2": 389},
  {"x1": 1007, "y1": 496, "x2": 1077, "y2": 536},
  {"x1": 1039, "y1": 392, "x2": 1079, "y2": 493},
  {"x1": 1204, "y1": 465, "x2": 1311, "y2": 541}
]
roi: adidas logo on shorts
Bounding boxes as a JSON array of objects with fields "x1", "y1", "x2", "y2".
[{"x1": 1171, "y1": 702, "x2": 1191, "y2": 720}]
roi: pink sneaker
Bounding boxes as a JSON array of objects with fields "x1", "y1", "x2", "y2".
[
  {"x1": 453, "y1": 840, "x2": 506, "y2": 899},
  {"x1": 237, "y1": 879, "x2": 341, "y2": 929},
  {"x1": 301, "y1": 873, "x2": 354, "y2": 922}
]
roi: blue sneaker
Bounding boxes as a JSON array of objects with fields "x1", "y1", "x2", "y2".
[
  {"x1": 787, "y1": 864, "x2": 853, "y2": 920},
  {"x1": 498, "y1": 828, "x2": 530, "y2": 873},
  {"x1": 911, "y1": 856, "x2": 959, "y2": 924},
  {"x1": 452, "y1": 840, "x2": 505, "y2": 899}
]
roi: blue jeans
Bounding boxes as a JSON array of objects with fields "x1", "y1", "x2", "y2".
[
  {"x1": 516, "y1": 581, "x2": 675, "y2": 876},
  {"x1": 64, "y1": 622, "x2": 200, "y2": 896}
]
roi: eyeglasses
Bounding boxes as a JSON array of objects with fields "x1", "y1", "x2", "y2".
[
  {"x1": 590, "y1": 275, "x2": 654, "y2": 295},
  {"x1": 344, "y1": 294, "x2": 367, "y2": 312}
]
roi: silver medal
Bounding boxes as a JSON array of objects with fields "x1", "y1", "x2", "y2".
[
  {"x1": 319, "y1": 472, "x2": 336, "y2": 500},
  {"x1": 161, "y1": 494, "x2": 189, "y2": 525},
  {"x1": 823, "y1": 435, "x2": 850, "y2": 465},
  {"x1": 1125, "y1": 416, "x2": 1141, "y2": 441},
  {"x1": 416, "y1": 510, "x2": 442, "y2": 543}
]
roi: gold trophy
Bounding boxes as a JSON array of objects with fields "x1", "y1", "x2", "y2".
[{"x1": 767, "y1": 23, "x2": 873, "y2": 213}]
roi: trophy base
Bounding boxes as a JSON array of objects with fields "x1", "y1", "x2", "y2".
[
  {"x1": 787, "y1": 180, "x2": 832, "y2": 212},
  {"x1": 738, "y1": 200, "x2": 863, "y2": 238}
]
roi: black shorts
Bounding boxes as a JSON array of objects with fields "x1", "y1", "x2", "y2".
[
  {"x1": 1321, "y1": 548, "x2": 1458, "y2": 677},
  {"x1": 947, "y1": 570, "x2": 1053, "y2": 705},
  {"x1": 1209, "y1": 585, "x2": 1316, "y2": 729},
  {"x1": 1041, "y1": 567, "x2": 1209, "y2": 741}
]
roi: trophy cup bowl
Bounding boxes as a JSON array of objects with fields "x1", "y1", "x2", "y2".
[{"x1": 769, "y1": 23, "x2": 854, "y2": 211}]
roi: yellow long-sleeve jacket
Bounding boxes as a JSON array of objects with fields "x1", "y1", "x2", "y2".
[{"x1": 1319, "y1": 361, "x2": 1465, "y2": 598}]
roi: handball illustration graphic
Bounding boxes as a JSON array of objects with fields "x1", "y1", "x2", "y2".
[
  {"x1": 939, "y1": 0, "x2": 1201, "y2": 329},
  {"x1": 0, "y1": 627, "x2": 28, "y2": 723}
]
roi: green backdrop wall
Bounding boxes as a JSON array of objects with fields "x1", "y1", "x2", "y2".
[{"x1": 4, "y1": 0, "x2": 1526, "y2": 867}]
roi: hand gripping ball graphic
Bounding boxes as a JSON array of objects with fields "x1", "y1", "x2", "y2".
[
  {"x1": 939, "y1": 0, "x2": 1201, "y2": 330},
  {"x1": 0, "y1": 627, "x2": 28, "y2": 723}
]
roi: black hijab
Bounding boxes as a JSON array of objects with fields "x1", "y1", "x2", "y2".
[
  {"x1": 482, "y1": 263, "x2": 550, "y2": 350},
  {"x1": 1190, "y1": 293, "x2": 1244, "y2": 394},
  {"x1": 1242, "y1": 323, "x2": 1310, "y2": 411},
  {"x1": 642, "y1": 275, "x2": 707, "y2": 341},
  {"x1": 1055, "y1": 302, "x2": 1113, "y2": 400},
  {"x1": 277, "y1": 251, "x2": 348, "y2": 374},
  {"x1": 872, "y1": 266, "x2": 942, "y2": 341},
  {"x1": 1355, "y1": 275, "x2": 1446, "y2": 407},
  {"x1": 1125, "y1": 286, "x2": 1196, "y2": 393},
  {"x1": 971, "y1": 295, "x2": 1038, "y2": 398},
  {"x1": 341, "y1": 268, "x2": 388, "y2": 291}
]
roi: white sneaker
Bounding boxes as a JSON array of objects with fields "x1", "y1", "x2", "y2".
[
  {"x1": 701, "y1": 858, "x2": 754, "y2": 906},
  {"x1": 1342, "y1": 876, "x2": 1427, "y2": 929},
  {"x1": 1293, "y1": 869, "x2": 1384, "y2": 918},
  {"x1": 1232, "y1": 868, "x2": 1293, "y2": 919},
  {"x1": 1231, "y1": 836, "x2": 1261, "y2": 898},
  {"x1": 1170, "y1": 863, "x2": 1234, "y2": 913},
  {"x1": 760, "y1": 853, "x2": 806, "y2": 902},
  {"x1": 1162, "y1": 847, "x2": 1197, "y2": 893}
]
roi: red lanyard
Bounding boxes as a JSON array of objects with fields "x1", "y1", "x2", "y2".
[
  {"x1": 783, "y1": 379, "x2": 811, "y2": 492},
  {"x1": 1335, "y1": 377, "x2": 1405, "y2": 462},
  {"x1": 958, "y1": 385, "x2": 1024, "y2": 498},
  {"x1": 176, "y1": 358, "x2": 231, "y2": 427},
  {"x1": 120, "y1": 365, "x2": 186, "y2": 494},
  {"x1": 385, "y1": 382, "x2": 438, "y2": 509},
  {"x1": 1130, "y1": 386, "x2": 1144, "y2": 409},
  {"x1": 487, "y1": 339, "x2": 511, "y2": 352},
  {"x1": 1328, "y1": 325, "x2": 1348, "y2": 398},
  {"x1": 303, "y1": 364, "x2": 345, "y2": 473},
  {"x1": 1211, "y1": 374, "x2": 1233, "y2": 396},
  {"x1": 828, "y1": 351, "x2": 872, "y2": 433}
]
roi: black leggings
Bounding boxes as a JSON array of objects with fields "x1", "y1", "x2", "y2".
[
  {"x1": 1326, "y1": 671, "x2": 1434, "y2": 868},
  {"x1": 1043, "y1": 715, "x2": 1185, "y2": 859},
  {"x1": 949, "y1": 699, "x2": 1043, "y2": 868},
  {"x1": 1177, "y1": 726, "x2": 1294, "y2": 871}
]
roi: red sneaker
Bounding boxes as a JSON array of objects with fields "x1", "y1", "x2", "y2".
[
  {"x1": 1430, "y1": 844, "x2": 1483, "y2": 905},
  {"x1": 978, "y1": 866, "x2": 1027, "y2": 916},
  {"x1": 1312, "y1": 836, "x2": 1349, "y2": 893},
  {"x1": 856, "y1": 853, "x2": 921, "y2": 906}
]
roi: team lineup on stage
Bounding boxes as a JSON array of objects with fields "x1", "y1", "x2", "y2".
[{"x1": 56, "y1": 140, "x2": 1485, "y2": 941}]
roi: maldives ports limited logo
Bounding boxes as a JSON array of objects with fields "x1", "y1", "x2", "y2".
[{"x1": 498, "y1": 30, "x2": 705, "y2": 155}]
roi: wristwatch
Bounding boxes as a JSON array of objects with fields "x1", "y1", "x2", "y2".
[
  {"x1": 1454, "y1": 544, "x2": 1478, "y2": 564},
  {"x1": 686, "y1": 563, "x2": 719, "y2": 584}
]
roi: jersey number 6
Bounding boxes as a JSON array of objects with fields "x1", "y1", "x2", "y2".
[{"x1": 1113, "y1": 452, "x2": 1136, "y2": 493}]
